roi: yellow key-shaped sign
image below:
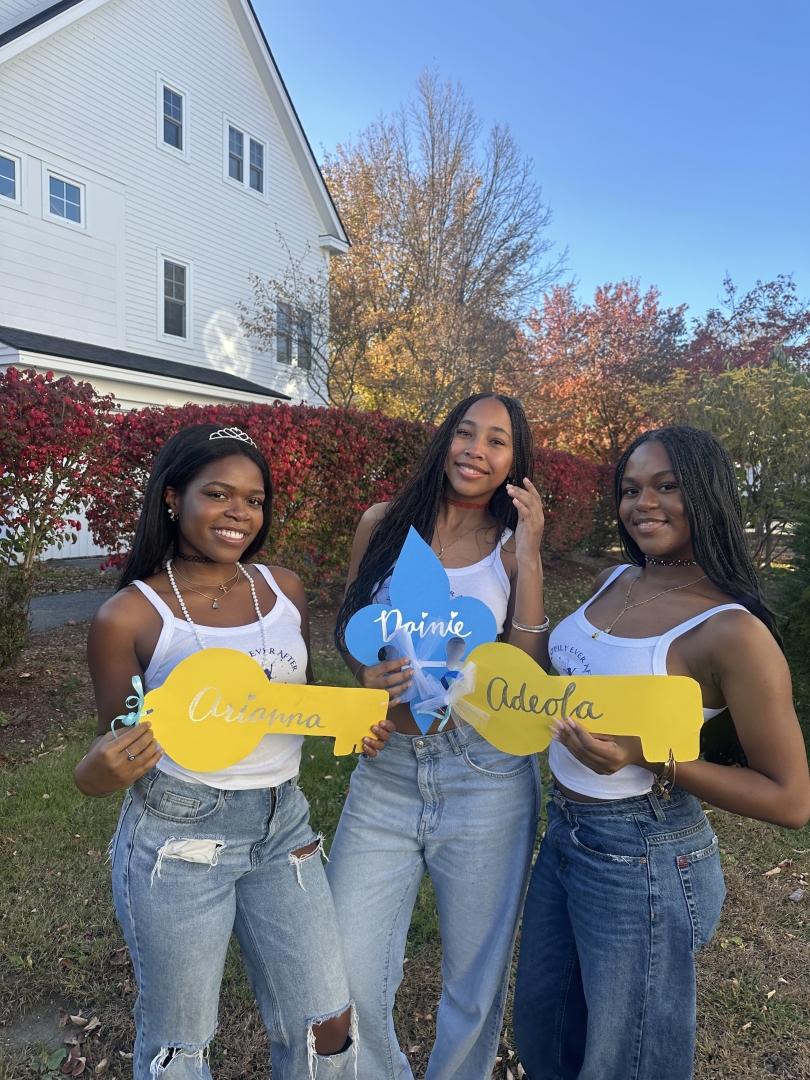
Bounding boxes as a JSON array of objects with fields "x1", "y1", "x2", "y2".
[
  {"x1": 459, "y1": 642, "x2": 704, "y2": 761},
  {"x1": 143, "y1": 648, "x2": 389, "y2": 772}
]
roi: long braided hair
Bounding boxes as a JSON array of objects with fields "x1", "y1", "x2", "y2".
[
  {"x1": 615, "y1": 425, "x2": 780, "y2": 765},
  {"x1": 335, "y1": 393, "x2": 534, "y2": 652}
]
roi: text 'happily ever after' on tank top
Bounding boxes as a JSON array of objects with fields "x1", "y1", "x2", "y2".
[
  {"x1": 548, "y1": 564, "x2": 748, "y2": 800},
  {"x1": 133, "y1": 565, "x2": 307, "y2": 791}
]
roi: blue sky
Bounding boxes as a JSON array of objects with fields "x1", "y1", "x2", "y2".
[{"x1": 254, "y1": 0, "x2": 810, "y2": 323}]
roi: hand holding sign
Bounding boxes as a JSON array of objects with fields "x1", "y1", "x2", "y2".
[
  {"x1": 457, "y1": 642, "x2": 704, "y2": 762},
  {"x1": 135, "y1": 648, "x2": 389, "y2": 771},
  {"x1": 345, "y1": 527, "x2": 497, "y2": 733}
]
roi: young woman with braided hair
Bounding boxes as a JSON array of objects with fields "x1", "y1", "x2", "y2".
[
  {"x1": 513, "y1": 425, "x2": 810, "y2": 1080},
  {"x1": 329, "y1": 393, "x2": 547, "y2": 1080}
]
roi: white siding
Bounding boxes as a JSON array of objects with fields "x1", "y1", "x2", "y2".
[{"x1": 0, "y1": 0, "x2": 331, "y2": 401}]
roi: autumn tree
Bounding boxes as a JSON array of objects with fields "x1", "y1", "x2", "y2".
[
  {"x1": 240, "y1": 71, "x2": 560, "y2": 420},
  {"x1": 687, "y1": 275, "x2": 810, "y2": 374},
  {"x1": 503, "y1": 280, "x2": 686, "y2": 463}
]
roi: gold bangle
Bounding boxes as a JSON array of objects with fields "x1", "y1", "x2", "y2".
[{"x1": 352, "y1": 661, "x2": 366, "y2": 684}]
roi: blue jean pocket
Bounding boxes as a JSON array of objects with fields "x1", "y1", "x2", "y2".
[
  {"x1": 144, "y1": 774, "x2": 227, "y2": 822},
  {"x1": 461, "y1": 733, "x2": 534, "y2": 778},
  {"x1": 676, "y1": 834, "x2": 726, "y2": 951}
]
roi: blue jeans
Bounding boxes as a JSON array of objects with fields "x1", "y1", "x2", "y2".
[
  {"x1": 326, "y1": 727, "x2": 541, "y2": 1080},
  {"x1": 513, "y1": 786, "x2": 726, "y2": 1080},
  {"x1": 111, "y1": 769, "x2": 355, "y2": 1080}
]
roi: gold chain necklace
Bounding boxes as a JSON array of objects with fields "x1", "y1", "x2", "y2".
[
  {"x1": 171, "y1": 565, "x2": 241, "y2": 609},
  {"x1": 591, "y1": 572, "x2": 707, "y2": 639},
  {"x1": 434, "y1": 519, "x2": 485, "y2": 562}
]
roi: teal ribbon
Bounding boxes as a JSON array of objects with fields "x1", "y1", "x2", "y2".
[
  {"x1": 112, "y1": 676, "x2": 146, "y2": 736},
  {"x1": 416, "y1": 704, "x2": 453, "y2": 731}
]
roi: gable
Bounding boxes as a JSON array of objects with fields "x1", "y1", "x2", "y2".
[{"x1": 0, "y1": 0, "x2": 348, "y2": 247}]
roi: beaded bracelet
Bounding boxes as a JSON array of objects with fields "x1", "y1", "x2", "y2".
[{"x1": 511, "y1": 616, "x2": 551, "y2": 634}]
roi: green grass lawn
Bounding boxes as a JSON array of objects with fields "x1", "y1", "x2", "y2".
[{"x1": 2, "y1": 574, "x2": 810, "y2": 1079}]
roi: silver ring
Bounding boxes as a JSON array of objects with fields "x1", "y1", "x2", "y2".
[{"x1": 126, "y1": 753, "x2": 136, "y2": 761}]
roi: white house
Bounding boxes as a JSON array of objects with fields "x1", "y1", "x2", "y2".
[{"x1": 0, "y1": 0, "x2": 349, "y2": 412}]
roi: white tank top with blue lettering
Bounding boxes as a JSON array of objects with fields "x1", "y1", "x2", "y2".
[
  {"x1": 548, "y1": 564, "x2": 748, "y2": 799},
  {"x1": 133, "y1": 565, "x2": 306, "y2": 790}
]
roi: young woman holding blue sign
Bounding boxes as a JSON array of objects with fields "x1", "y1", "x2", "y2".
[
  {"x1": 513, "y1": 425, "x2": 810, "y2": 1080},
  {"x1": 74, "y1": 425, "x2": 392, "y2": 1080},
  {"x1": 331, "y1": 393, "x2": 548, "y2": 1080}
]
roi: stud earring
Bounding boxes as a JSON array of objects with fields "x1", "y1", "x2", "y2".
[{"x1": 168, "y1": 507, "x2": 178, "y2": 522}]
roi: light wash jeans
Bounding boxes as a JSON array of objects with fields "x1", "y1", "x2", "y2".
[
  {"x1": 326, "y1": 727, "x2": 541, "y2": 1080},
  {"x1": 111, "y1": 768, "x2": 356, "y2": 1080},
  {"x1": 513, "y1": 786, "x2": 726, "y2": 1080}
]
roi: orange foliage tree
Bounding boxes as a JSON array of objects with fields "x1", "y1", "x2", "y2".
[{"x1": 501, "y1": 280, "x2": 687, "y2": 463}]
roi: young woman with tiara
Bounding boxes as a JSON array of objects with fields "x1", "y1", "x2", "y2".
[
  {"x1": 74, "y1": 424, "x2": 392, "y2": 1080},
  {"x1": 330, "y1": 393, "x2": 547, "y2": 1080},
  {"x1": 512, "y1": 425, "x2": 810, "y2": 1080}
]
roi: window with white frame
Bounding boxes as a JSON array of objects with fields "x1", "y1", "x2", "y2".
[
  {"x1": 44, "y1": 170, "x2": 85, "y2": 227},
  {"x1": 276, "y1": 302, "x2": 312, "y2": 369},
  {"x1": 228, "y1": 126, "x2": 243, "y2": 182},
  {"x1": 163, "y1": 86, "x2": 183, "y2": 150},
  {"x1": 224, "y1": 121, "x2": 266, "y2": 196},
  {"x1": 49, "y1": 175, "x2": 81, "y2": 222},
  {"x1": 0, "y1": 154, "x2": 17, "y2": 201},
  {"x1": 249, "y1": 139, "x2": 264, "y2": 192},
  {"x1": 163, "y1": 259, "x2": 188, "y2": 338}
]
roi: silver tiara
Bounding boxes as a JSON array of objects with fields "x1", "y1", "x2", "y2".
[{"x1": 209, "y1": 427, "x2": 257, "y2": 447}]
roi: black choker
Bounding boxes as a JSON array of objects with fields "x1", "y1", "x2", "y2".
[
  {"x1": 175, "y1": 550, "x2": 214, "y2": 564},
  {"x1": 645, "y1": 557, "x2": 698, "y2": 567}
]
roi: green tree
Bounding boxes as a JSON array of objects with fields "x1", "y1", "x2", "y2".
[{"x1": 656, "y1": 355, "x2": 810, "y2": 566}]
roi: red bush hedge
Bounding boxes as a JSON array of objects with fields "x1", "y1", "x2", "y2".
[
  {"x1": 87, "y1": 403, "x2": 433, "y2": 593},
  {"x1": 533, "y1": 447, "x2": 600, "y2": 553}
]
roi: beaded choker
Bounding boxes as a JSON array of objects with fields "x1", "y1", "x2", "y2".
[
  {"x1": 175, "y1": 550, "x2": 214, "y2": 564},
  {"x1": 645, "y1": 557, "x2": 699, "y2": 567},
  {"x1": 443, "y1": 496, "x2": 490, "y2": 509}
]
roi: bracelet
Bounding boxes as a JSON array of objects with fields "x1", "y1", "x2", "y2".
[
  {"x1": 511, "y1": 616, "x2": 550, "y2": 634},
  {"x1": 352, "y1": 661, "x2": 366, "y2": 684},
  {"x1": 650, "y1": 749, "x2": 676, "y2": 800}
]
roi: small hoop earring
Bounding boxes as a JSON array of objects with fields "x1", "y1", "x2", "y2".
[{"x1": 167, "y1": 507, "x2": 178, "y2": 522}]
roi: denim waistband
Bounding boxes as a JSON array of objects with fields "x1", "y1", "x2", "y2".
[
  {"x1": 549, "y1": 784, "x2": 693, "y2": 817},
  {"x1": 385, "y1": 726, "x2": 475, "y2": 757}
]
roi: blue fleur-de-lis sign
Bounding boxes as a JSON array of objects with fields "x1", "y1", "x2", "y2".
[{"x1": 345, "y1": 527, "x2": 498, "y2": 733}]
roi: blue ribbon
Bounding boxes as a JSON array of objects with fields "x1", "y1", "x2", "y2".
[{"x1": 112, "y1": 676, "x2": 146, "y2": 736}]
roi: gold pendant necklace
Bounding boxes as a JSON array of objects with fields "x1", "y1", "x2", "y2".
[
  {"x1": 591, "y1": 572, "x2": 707, "y2": 639},
  {"x1": 171, "y1": 567, "x2": 241, "y2": 609},
  {"x1": 434, "y1": 520, "x2": 485, "y2": 562}
]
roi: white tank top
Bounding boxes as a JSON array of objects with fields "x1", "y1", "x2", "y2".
[
  {"x1": 374, "y1": 530, "x2": 513, "y2": 634},
  {"x1": 133, "y1": 565, "x2": 306, "y2": 790},
  {"x1": 548, "y1": 564, "x2": 748, "y2": 799}
]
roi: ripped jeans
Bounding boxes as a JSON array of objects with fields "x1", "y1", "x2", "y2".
[{"x1": 111, "y1": 768, "x2": 355, "y2": 1080}]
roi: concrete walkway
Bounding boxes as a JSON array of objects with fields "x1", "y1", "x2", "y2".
[{"x1": 28, "y1": 589, "x2": 115, "y2": 633}]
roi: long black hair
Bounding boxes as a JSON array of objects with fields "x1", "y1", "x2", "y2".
[
  {"x1": 615, "y1": 425, "x2": 779, "y2": 766},
  {"x1": 116, "y1": 425, "x2": 273, "y2": 591},
  {"x1": 335, "y1": 393, "x2": 534, "y2": 651}
]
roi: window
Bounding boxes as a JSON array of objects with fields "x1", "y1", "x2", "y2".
[
  {"x1": 223, "y1": 119, "x2": 266, "y2": 197},
  {"x1": 276, "y1": 301, "x2": 293, "y2": 365},
  {"x1": 276, "y1": 303, "x2": 312, "y2": 369},
  {"x1": 297, "y1": 310, "x2": 312, "y2": 371},
  {"x1": 228, "y1": 126, "x2": 243, "y2": 182},
  {"x1": 163, "y1": 87, "x2": 183, "y2": 150},
  {"x1": 0, "y1": 155, "x2": 15, "y2": 200},
  {"x1": 49, "y1": 176, "x2": 81, "y2": 222},
  {"x1": 164, "y1": 260, "x2": 187, "y2": 338},
  {"x1": 249, "y1": 139, "x2": 263, "y2": 193}
]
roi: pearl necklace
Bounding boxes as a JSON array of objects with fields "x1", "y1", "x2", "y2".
[{"x1": 166, "y1": 560, "x2": 269, "y2": 667}]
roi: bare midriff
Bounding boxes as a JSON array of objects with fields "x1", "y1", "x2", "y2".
[{"x1": 551, "y1": 775, "x2": 615, "y2": 804}]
